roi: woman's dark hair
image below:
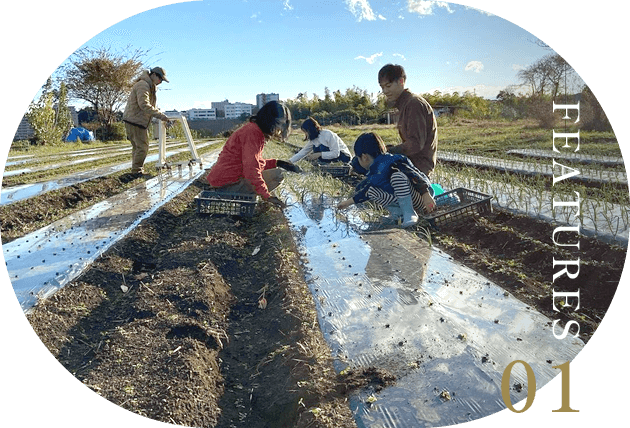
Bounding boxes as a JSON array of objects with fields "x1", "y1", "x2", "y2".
[
  {"x1": 300, "y1": 117, "x2": 321, "y2": 141},
  {"x1": 251, "y1": 101, "x2": 291, "y2": 136},
  {"x1": 354, "y1": 132, "x2": 387, "y2": 158}
]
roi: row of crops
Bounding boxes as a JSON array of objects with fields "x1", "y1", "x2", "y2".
[
  {"x1": 278, "y1": 121, "x2": 627, "y2": 245},
  {"x1": 433, "y1": 157, "x2": 628, "y2": 244},
  {"x1": 5, "y1": 119, "x2": 626, "y2": 245}
]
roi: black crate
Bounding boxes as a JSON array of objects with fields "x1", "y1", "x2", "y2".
[
  {"x1": 423, "y1": 187, "x2": 492, "y2": 228},
  {"x1": 319, "y1": 164, "x2": 351, "y2": 177},
  {"x1": 195, "y1": 191, "x2": 257, "y2": 217}
]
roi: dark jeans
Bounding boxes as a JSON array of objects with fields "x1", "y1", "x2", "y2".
[{"x1": 318, "y1": 152, "x2": 351, "y2": 164}]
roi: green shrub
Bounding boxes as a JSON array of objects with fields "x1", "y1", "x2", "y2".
[
  {"x1": 97, "y1": 122, "x2": 127, "y2": 142},
  {"x1": 580, "y1": 86, "x2": 613, "y2": 132}
]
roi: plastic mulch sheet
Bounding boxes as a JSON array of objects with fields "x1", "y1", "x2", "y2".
[
  {"x1": 285, "y1": 196, "x2": 584, "y2": 427},
  {"x1": 3, "y1": 151, "x2": 220, "y2": 311}
]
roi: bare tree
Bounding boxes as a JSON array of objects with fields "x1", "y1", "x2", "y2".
[
  {"x1": 517, "y1": 53, "x2": 577, "y2": 99},
  {"x1": 62, "y1": 45, "x2": 149, "y2": 126},
  {"x1": 517, "y1": 55, "x2": 552, "y2": 96}
]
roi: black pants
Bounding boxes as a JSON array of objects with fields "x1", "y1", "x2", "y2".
[{"x1": 317, "y1": 152, "x2": 351, "y2": 164}]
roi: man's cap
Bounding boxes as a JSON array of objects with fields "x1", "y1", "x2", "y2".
[{"x1": 150, "y1": 67, "x2": 169, "y2": 83}]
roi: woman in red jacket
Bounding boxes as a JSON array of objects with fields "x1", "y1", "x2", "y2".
[{"x1": 206, "y1": 101, "x2": 299, "y2": 208}]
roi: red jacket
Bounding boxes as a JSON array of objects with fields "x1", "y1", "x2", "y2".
[{"x1": 206, "y1": 122, "x2": 278, "y2": 199}]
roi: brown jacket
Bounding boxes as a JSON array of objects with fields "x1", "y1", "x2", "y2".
[
  {"x1": 123, "y1": 70, "x2": 168, "y2": 129},
  {"x1": 388, "y1": 89, "x2": 438, "y2": 177}
]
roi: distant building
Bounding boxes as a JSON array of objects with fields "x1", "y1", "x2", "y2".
[
  {"x1": 164, "y1": 110, "x2": 184, "y2": 119},
  {"x1": 211, "y1": 100, "x2": 230, "y2": 117},
  {"x1": 186, "y1": 108, "x2": 217, "y2": 120},
  {"x1": 256, "y1": 93, "x2": 280, "y2": 109},
  {"x1": 224, "y1": 102, "x2": 254, "y2": 119},
  {"x1": 13, "y1": 115, "x2": 34, "y2": 141},
  {"x1": 69, "y1": 106, "x2": 79, "y2": 127}
]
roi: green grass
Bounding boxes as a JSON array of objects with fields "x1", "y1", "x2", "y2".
[{"x1": 293, "y1": 119, "x2": 620, "y2": 159}]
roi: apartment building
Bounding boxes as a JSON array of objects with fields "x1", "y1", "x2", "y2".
[
  {"x1": 224, "y1": 102, "x2": 254, "y2": 119},
  {"x1": 256, "y1": 93, "x2": 280, "y2": 109},
  {"x1": 211, "y1": 100, "x2": 230, "y2": 116},
  {"x1": 13, "y1": 116, "x2": 35, "y2": 141},
  {"x1": 185, "y1": 108, "x2": 217, "y2": 120}
]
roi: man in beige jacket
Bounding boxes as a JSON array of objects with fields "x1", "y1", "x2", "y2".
[{"x1": 123, "y1": 66, "x2": 172, "y2": 175}]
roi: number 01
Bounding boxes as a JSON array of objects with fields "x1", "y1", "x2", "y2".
[
  {"x1": 501, "y1": 360, "x2": 578, "y2": 413},
  {"x1": 501, "y1": 360, "x2": 536, "y2": 412}
]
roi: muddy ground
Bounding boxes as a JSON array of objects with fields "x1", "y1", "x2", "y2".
[
  {"x1": 8, "y1": 175, "x2": 388, "y2": 428},
  {"x1": 1, "y1": 170, "x2": 625, "y2": 426}
]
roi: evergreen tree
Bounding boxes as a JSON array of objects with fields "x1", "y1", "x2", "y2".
[
  {"x1": 56, "y1": 82, "x2": 74, "y2": 140},
  {"x1": 26, "y1": 78, "x2": 63, "y2": 145}
]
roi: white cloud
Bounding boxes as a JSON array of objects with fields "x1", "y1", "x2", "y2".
[
  {"x1": 345, "y1": 0, "x2": 377, "y2": 21},
  {"x1": 512, "y1": 64, "x2": 525, "y2": 71},
  {"x1": 407, "y1": 1, "x2": 453, "y2": 16},
  {"x1": 355, "y1": 52, "x2": 383, "y2": 64},
  {"x1": 393, "y1": 53, "x2": 407, "y2": 61},
  {"x1": 465, "y1": 60, "x2": 484, "y2": 73},
  {"x1": 464, "y1": 5, "x2": 494, "y2": 16},
  {"x1": 283, "y1": 0, "x2": 293, "y2": 11},
  {"x1": 192, "y1": 101, "x2": 212, "y2": 109}
]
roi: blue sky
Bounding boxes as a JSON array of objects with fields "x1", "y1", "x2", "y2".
[{"x1": 55, "y1": 0, "x2": 554, "y2": 110}]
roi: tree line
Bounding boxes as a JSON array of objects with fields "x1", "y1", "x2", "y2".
[
  {"x1": 285, "y1": 83, "x2": 610, "y2": 132},
  {"x1": 23, "y1": 47, "x2": 612, "y2": 146},
  {"x1": 285, "y1": 53, "x2": 609, "y2": 132}
]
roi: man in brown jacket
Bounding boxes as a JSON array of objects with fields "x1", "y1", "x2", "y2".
[
  {"x1": 378, "y1": 64, "x2": 438, "y2": 178},
  {"x1": 123, "y1": 66, "x2": 172, "y2": 175}
]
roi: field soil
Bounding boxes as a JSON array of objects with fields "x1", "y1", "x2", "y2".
[
  {"x1": 433, "y1": 210, "x2": 624, "y2": 342},
  {"x1": 10, "y1": 175, "x2": 379, "y2": 428},
  {"x1": 1, "y1": 169, "x2": 625, "y2": 426}
]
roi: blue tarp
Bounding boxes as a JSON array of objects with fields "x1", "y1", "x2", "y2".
[{"x1": 65, "y1": 127, "x2": 95, "y2": 142}]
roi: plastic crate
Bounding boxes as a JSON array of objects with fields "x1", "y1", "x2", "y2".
[
  {"x1": 195, "y1": 191, "x2": 257, "y2": 217},
  {"x1": 423, "y1": 187, "x2": 492, "y2": 228},
  {"x1": 319, "y1": 164, "x2": 351, "y2": 177}
]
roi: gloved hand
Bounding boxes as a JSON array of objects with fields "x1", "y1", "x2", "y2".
[{"x1": 276, "y1": 160, "x2": 302, "y2": 173}]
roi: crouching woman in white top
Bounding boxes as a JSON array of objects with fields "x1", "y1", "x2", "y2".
[{"x1": 289, "y1": 117, "x2": 352, "y2": 164}]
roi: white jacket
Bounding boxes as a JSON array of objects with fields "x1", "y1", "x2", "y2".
[{"x1": 290, "y1": 129, "x2": 351, "y2": 163}]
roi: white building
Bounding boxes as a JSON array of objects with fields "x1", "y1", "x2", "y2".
[
  {"x1": 256, "y1": 93, "x2": 280, "y2": 109},
  {"x1": 186, "y1": 108, "x2": 217, "y2": 120},
  {"x1": 165, "y1": 109, "x2": 183, "y2": 118},
  {"x1": 224, "y1": 102, "x2": 254, "y2": 119},
  {"x1": 211, "y1": 100, "x2": 230, "y2": 115}
]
